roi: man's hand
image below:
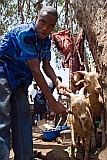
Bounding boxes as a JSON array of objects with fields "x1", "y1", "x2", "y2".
[
  {"x1": 49, "y1": 101, "x2": 68, "y2": 114},
  {"x1": 57, "y1": 83, "x2": 72, "y2": 96}
]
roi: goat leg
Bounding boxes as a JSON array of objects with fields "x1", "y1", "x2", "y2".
[{"x1": 84, "y1": 134, "x2": 91, "y2": 160}]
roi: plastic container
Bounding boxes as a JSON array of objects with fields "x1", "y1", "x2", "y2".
[
  {"x1": 42, "y1": 126, "x2": 69, "y2": 140},
  {"x1": 56, "y1": 126, "x2": 69, "y2": 131},
  {"x1": 42, "y1": 129, "x2": 60, "y2": 140}
]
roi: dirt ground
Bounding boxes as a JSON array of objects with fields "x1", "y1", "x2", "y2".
[
  {"x1": 10, "y1": 120, "x2": 73, "y2": 160},
  {"x1": 32, "y1": 124, "x2": 72, "y2": 160},
  {"x1": 10, "y1": 120, "x2": 107, "y2": 160}
]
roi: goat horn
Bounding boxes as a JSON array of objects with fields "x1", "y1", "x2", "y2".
[
  {"x1": 79, "y1": 86, "x2": 86, "y2": 99},
  {"x1": 75, "y1": 71, "x2": 88, "y2": 75},
  {"x1": 75, "y1": 79, "x2": 84, "y2": 85}
]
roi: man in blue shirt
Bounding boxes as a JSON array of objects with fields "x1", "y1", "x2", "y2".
[
  {"x1": 34, "y1": 81, "x2": 56, "y2": 120},
  {"x1": 0, "y1": 6, "x2": 71, "y2": 160}
]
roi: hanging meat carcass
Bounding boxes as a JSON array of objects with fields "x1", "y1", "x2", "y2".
[{"x1": 52, "y1": 28, "x2": 85, "y2": 92}]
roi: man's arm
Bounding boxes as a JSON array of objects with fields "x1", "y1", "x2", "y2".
[
  {"x1": 30, "y1": 95, "x2": 33, "y2": 102},
  {"x1": 42, "y1": 59, "x2": 58, "y2": 85},
  {"x1": 27, "y1": 58, "x2": 67, "y2": 114},
  {"x1": 42, "y1": 59, "x2": 71, "y2": 95}
]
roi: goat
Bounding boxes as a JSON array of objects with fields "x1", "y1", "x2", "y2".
[
  {"x1": 65, "y1": 87, "x2": 94, "y2": 160},
  {"x1": 70, "y1": 72, "x2": 84, "y2": 93},
  {"x1": 75, "y1": 71, "x2": 105, "y2": 147}
]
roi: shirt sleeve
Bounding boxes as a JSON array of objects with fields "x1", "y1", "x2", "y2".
[
  {"x1": 16, "y1": 29, "x2": 38, "y2": 60},
  {"x1": 42, "y1": 37, "x2": 51, "y2": 61}
]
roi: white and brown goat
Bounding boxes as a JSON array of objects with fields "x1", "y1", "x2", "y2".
[
  {"x1": 65, "y1": 87, "x2": 94, "y2": 160},
  {"x1": 75, "y1": 71, "x2": 104, "y2": 146}
]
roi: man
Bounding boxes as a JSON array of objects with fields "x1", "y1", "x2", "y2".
[
  {"x1": 30, "y1": 83, "x2": 38, "y2": 102},
  {"x1": 34, "y1": 81, "x2": 56, "y2": 121},
  {"x1": 0, "y1": 6, "x2": 71, "y2": 160}
]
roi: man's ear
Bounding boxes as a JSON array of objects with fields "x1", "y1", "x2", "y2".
[{"x1": 35, "y1": 15, "x2": 38, "y2": 21}]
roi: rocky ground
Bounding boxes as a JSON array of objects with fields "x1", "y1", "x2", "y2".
[
  {"x1": 32, "y1": 120, "x2": 74, "y2": 160},
  {"x1": 10, "y1": 120, "x2": 107, "y2": 160}
]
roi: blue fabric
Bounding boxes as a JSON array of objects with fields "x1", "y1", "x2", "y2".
[
  {"x1": 0, "y1": 60, "x2": 8, "y2": 77},
  {"x1": 34, "y1": 83, "x2": 56, "y2": 114},
  {"x1": 0, "y1": 22, "x2": 51, "y2": 90},
  {"x1": 0, "y1": 137, "x2": 10, "y2": 160},
  {"x1": 0, "y1": 77, "x2": 11, "y2": 154},
  {"x1": 34, "y1": 83, "x2": 56, "y2": 105},
  {"x1": 10, "y1": 84, "x2": 33, "y2": 160},
  {"x1": 0, "y1": 77, "x2": 33, "y2": 160}
]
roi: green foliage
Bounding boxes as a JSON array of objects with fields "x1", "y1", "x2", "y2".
[{"x1": 57, "y1": 0, "x2": 65, "y2": 6}]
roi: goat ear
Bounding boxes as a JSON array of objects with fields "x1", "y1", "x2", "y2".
[
  {"x1": 75, "y1": 71, "x2": 88, "y2": 76},
  {"x1": 75, "y1": 79, "x2": 84, "y2": 85},
  {"x1": 73, "y1": 72, "x2": 81, "y2": 82}
]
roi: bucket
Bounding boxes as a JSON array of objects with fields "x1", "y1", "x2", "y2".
[
  {"x1": 42, "y1": 129, "x2": 60, "y2": 140},
  {"x1": 42, "y1": 126, "x2": 69, "y2": 140}
]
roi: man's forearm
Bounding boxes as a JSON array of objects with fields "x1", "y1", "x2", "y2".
[
  {"x1": 43, "y1": 64, "x2": 61, "y2": 87},
  {"x1": 32, "y1": 68, "x2": 56, "y2": 105}
]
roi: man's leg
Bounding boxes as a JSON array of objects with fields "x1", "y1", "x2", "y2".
[
  {"x1": 0, "y1": 77, "x2": 11, "y2": 158},
  {"x1": 10, "y1": 84, "x2": 33, "y2": 160},
  {"x1": 0, "y1": 137, "x2": 10, "y2": 160}
]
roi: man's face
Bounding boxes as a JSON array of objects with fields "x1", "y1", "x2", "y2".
[
  {"x1": 35, "y1": 11, "x2": 57, "y2": 39},
  {"x1": 34, "y1": 84, "x2": 38, "y2": 90}
]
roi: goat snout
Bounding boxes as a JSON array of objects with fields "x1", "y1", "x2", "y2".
[
  {"x1": 81, "y1": 116, "x2": 90, "y2": 121},
  {"x1": 81, "y1": 116, "x2": 86, "y2": 121},
  {"x1": 95, "y1": 86, "x2": 101, "y2": 92}
]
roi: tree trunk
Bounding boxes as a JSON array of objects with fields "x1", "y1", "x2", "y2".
[{"x1": 72, "y1": 0, "x2": 107, "y2": 147}]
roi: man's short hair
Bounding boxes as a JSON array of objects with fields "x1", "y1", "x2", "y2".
[
  {"x1": 39, "y1": 6, "x2": 58, "y2": 20},
  {"x1": 57, "y1": 76, "x2": 62, "y2": 82}
]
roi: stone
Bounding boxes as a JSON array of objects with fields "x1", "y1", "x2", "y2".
[{"x1": 45, "y1": 149, "x2": 70, "y2": 160}]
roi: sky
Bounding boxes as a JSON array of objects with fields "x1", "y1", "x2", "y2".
[{"x1": 28, "y1": 51, "x2": 69, "y2": 100}]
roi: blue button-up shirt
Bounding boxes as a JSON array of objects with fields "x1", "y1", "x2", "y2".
[{"x1": 0, "y1": 22, "x2": 51, "y2": 90}]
